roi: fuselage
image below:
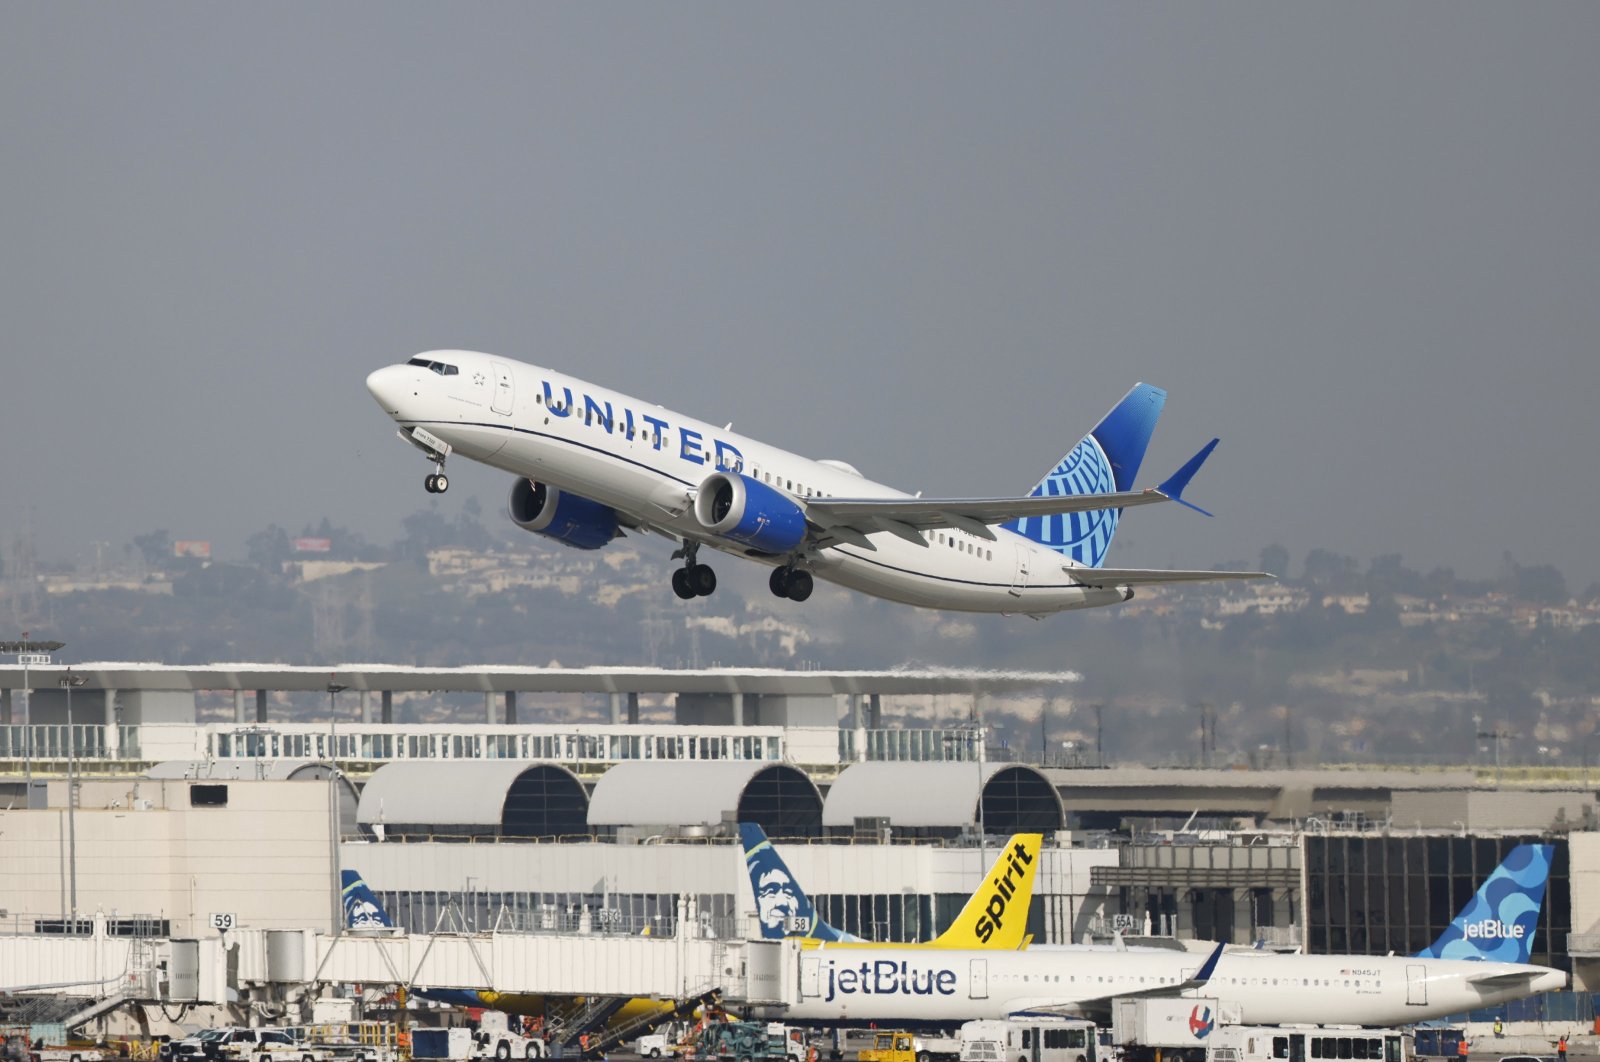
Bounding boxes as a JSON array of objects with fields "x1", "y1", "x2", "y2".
[
  {"x1": 366, "y1": 351, "x2": 1127, "y2": 615},
  {"x1": 1173, "y1": 950, "x2": 1565, "y2": 1026},
  {"x1": 752, "y1": 944, "x2": 1214, "y2": 1024},
  {"x1": 746, "y1": 945, "x2": 1565, "y2": 1027}
]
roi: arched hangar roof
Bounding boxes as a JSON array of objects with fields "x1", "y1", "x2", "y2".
[
  {"x1": 357, "y1": 761, "x2": 589, "y2": 837},
  {"x1": 587, "y1": 761, "x2": 823, "y2": 836},
  {"x1": 823, "y1": 762, "x2": 1063, "y2": 832}
]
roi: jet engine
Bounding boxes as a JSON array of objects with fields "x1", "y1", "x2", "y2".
[
  {"x1": 693, "y1": 472, "x2": 808, "y2": 555},
  {"x1": 508, "y1": 478, "x2": 619, "y2": 551}
]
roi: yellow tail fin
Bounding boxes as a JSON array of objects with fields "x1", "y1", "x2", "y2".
[{"x1": 930, "y1": 834, "x2": 1042, "y2": 949}]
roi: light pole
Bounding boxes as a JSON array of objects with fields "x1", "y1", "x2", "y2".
[
  {"x1": 60, "y1": 670, "x2": 86, "y2": 924},
  {"x1": 327, "y1": 681, "x2": 347, "y2": 936},
  {"x1": 944, "y1": 723, "x2": 987, "y2": 873}
]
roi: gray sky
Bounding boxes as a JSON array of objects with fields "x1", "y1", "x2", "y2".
[{"x1": 3, "y1": 4, "x2": 1598, "y2": 587}]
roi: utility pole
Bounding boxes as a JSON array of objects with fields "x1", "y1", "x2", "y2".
[{"x1": 60, "y1": 670, "x2": 86, "y2": 923}]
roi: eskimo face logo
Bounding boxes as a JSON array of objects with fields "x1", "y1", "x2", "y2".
[
  {"x1": 756, "y1": 867, "x2": 804, "y2": 932},
  {"x1": 344, "y1": 895, "x2": 385, "y2": 929},
  {"x1": 1188, "y1": 1005, "x2": 1214, "y2": 1039},
  {"x1": 1012, "y1": 438, "x2": 1119, "y2": 566}
]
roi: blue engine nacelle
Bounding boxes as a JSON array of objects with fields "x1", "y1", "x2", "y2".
[
  {"x1": 693, "y1": 472, "x2": 808, "y2": 555},
  {"x1": 508, "y1": 478, "x2": 619, "y2": 551}
]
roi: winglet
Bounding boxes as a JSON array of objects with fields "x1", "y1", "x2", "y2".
[
  {"x1": 1156, "y1": 439, "x2": 1219, "y2": 518},
  {"x1": 1193, "y1": 941, "x2": 1226, "y2": 985}
]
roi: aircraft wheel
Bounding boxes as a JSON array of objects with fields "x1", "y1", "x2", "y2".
[
  {"x1": 424, "y1": 474, "x2": 438, "y2": 493},
  {"x1": 672, "y1": 569, "x2": 696, "y2": 600},
  {"x1": 692, "y1": 564, "x2": 717, "y2": 596},
  {"x1": 769, "y1": 567, "x2": 791, "y2": 598},
  {"x1": 786, "y1": 571, "x2": 814, "y2": 602},
  {"x1": 434, "y1": 473, "x2": 449, "y2": 493}
]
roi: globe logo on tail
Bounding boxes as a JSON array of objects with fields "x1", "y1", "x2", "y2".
[{"x1": 1010, "y1": 437, "x2": 1119, "y2": 567}]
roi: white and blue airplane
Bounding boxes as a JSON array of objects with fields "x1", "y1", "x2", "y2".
[{"x1": 365, "y1": 352, "x2": 1267, "y2": 613}]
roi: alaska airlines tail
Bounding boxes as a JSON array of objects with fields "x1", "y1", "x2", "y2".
[
  {"x1": 1414, "y1": 844, "x2": 1554, "y2": 963},
  {"x1": 1002, "y1": 383, "x2": 1167, "y2": 568},
  {"x1": 739, "y1": 823, "x2": 858, "y2": 942},
  {"x1": 341, "y1": 869, "x2": 397, "y2": 930},
  {"x1": 738, "y1": 823, "x2": 1042, "y2": 948},
  {"x1": 927, "y1": 834, "x2": 1042, "y2": 948}
]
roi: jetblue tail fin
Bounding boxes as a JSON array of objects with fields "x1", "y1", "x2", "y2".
[
  {"x1": 341, "y1": 869, "x2": 396, "y2": 930},
  {"x1": 1003, "y1": 383, "x2": 1166, "y2": 567},
  {"x1": 739, "y1": 823, "x2": 856, "y2": 942},
  {"x1": 1414, "y1": 844, "x2": 1553, "y2": 963}
]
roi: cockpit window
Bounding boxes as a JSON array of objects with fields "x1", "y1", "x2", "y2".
[{"x1": 406, "y1": 357, "x2": 459, "y2": 376}]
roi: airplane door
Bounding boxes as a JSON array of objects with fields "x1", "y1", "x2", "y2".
[
  {"x1": 491, "y1": 361, "x2": 515, "y2": 416},
  {"x1": 1010, "y1": 544, "x2": 1030, "y2": 597},
  {"x1": 969, "y1": 958, "x2": 989, "y2": 999},
  {"x1": 1406, "y1": 964, "x2": 1427, "y2": 1006},
  {"x1": 800, "y1": 954, "x2": 821, "y2": 999}
]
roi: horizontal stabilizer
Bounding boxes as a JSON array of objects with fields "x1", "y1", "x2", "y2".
[
  {"x1": 1468, "y1": 969, "x2": 1544, "y2": 987},
  {"x1": 1067, "y1": 566, "x2": 1272, "y2": 588}
]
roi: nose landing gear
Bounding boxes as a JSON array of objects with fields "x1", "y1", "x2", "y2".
[
  {"x1": 424, "y1": 468, "x2": 450, "y2": 494},
  {"x1": 769, "y1": 566, "x2": 814, "y2": 602}
]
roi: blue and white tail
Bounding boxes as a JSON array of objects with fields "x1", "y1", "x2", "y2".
[
  {"x1": 341, "y1": 869, "x2": 396, "y2": 930},
  {"x1": 1414, "y1": 844, "x2": 1554, "y2": 963},
  {"x1": 1002, "y1": 382, "x2": 1166, "y2": 568},
  {"x1": 739, "y1": 823, "x2": 857, "y2": 942}
]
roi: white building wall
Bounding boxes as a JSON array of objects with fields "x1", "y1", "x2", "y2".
[{"x1": 0, "y1": 779, "x2": 335, "y2": 938}]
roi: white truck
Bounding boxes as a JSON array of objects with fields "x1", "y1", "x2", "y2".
[
  {"x1": 958, "y1": 1019, "x2": 1096, "y2": 1062},
  {"x1": 472, "y1": 1012, "x2": 545, "y2": 1061},
  {"x1": 1110, "y1": 999, "x2": 1410, "y2": 1062}
]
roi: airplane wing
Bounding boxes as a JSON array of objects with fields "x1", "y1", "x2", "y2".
[
  {"x1": 804, "y1": 439, "x2": 1222, "y2": 551},
  {"x1": 1065, "y1": 566, "x2": 1271, "y2": 587},
  {"x1": 1002, "y1": 942, "x2": 1227, "y2": 1019}
]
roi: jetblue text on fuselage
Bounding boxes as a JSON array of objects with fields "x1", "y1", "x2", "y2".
[
  {"x1": 822, "y1": 959, "x2": 958, "y2": 1003},
  {"x1": 542, "y1": 380, "x2": 744, "y2": 473}
]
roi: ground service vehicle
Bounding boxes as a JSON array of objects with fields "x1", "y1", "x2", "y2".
[
  {"x1": 958, "y1": 1019, "x2": 1097, "y2": 1062},
  {"x1": 695, "y1": 1023, "x2": 800, "y2": 1062},
  {"x1": 635, "y1": 1024, "x2": 695, "y2": 1059},
  {"x1": 860, "y1": 1032, "x2": 961, "y2": 1062}
]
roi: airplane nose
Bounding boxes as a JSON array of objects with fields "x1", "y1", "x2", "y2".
[{"x1": 366, "y1": 365, "x2": 411, "y2": 415}]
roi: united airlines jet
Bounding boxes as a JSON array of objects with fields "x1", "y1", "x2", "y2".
[{"x1": 366, "y1": 352, "x2": 1267, "y2": 613}]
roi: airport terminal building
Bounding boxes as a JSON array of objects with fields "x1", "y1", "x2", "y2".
[{"x1": 1, "y1": 662, "x2": 1597, "y2": 1006}]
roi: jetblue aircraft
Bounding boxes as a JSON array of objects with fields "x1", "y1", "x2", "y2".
[
  {"x1": 366, "y1": 352, "x2": 1267, "y2": 612},
  {"x1": 740, "y1": 835, "x2": 1567, "y2": 1025}
]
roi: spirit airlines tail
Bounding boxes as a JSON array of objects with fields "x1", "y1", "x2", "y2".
[
  {"x1": 366, "y1": 353, "x2": 1268, "y2": 614},
  {"x1": 741, "y1": 823, "x2": 1040, "y2": 948}
]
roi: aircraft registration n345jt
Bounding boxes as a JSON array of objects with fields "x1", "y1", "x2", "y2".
[{"x1": 366, "y1": 352, "x2": 1267, "y2": 614}]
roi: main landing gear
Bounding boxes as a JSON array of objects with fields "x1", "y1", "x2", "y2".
[
  {"x1": 671, "y1": 543, "x2": 717, "y2": 600},
  {"x1": 769, "y1": 566, "x2": 814, "y2": 602}
]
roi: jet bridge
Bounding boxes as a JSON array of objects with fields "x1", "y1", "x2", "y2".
[{"x1": 0, "y1": 923, "x2": 788, "y2": 1013}]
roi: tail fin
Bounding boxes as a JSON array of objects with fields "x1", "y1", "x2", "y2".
[
  {"x1": 738, "y1": 823, "x2": 856, "y2": 942},
  {"x1": 1003, "y1": 383, "x2": 1166, "y2": 567},
  {"x1": 341, "y1": 869, "x2": 396, "y2": 930},
  {"x1": 930, "y1": 835, "x2": 1042, "y2": 949},
  {"x1": 1414, "y1": 844, "x2": 1553, "y2": 962}
]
